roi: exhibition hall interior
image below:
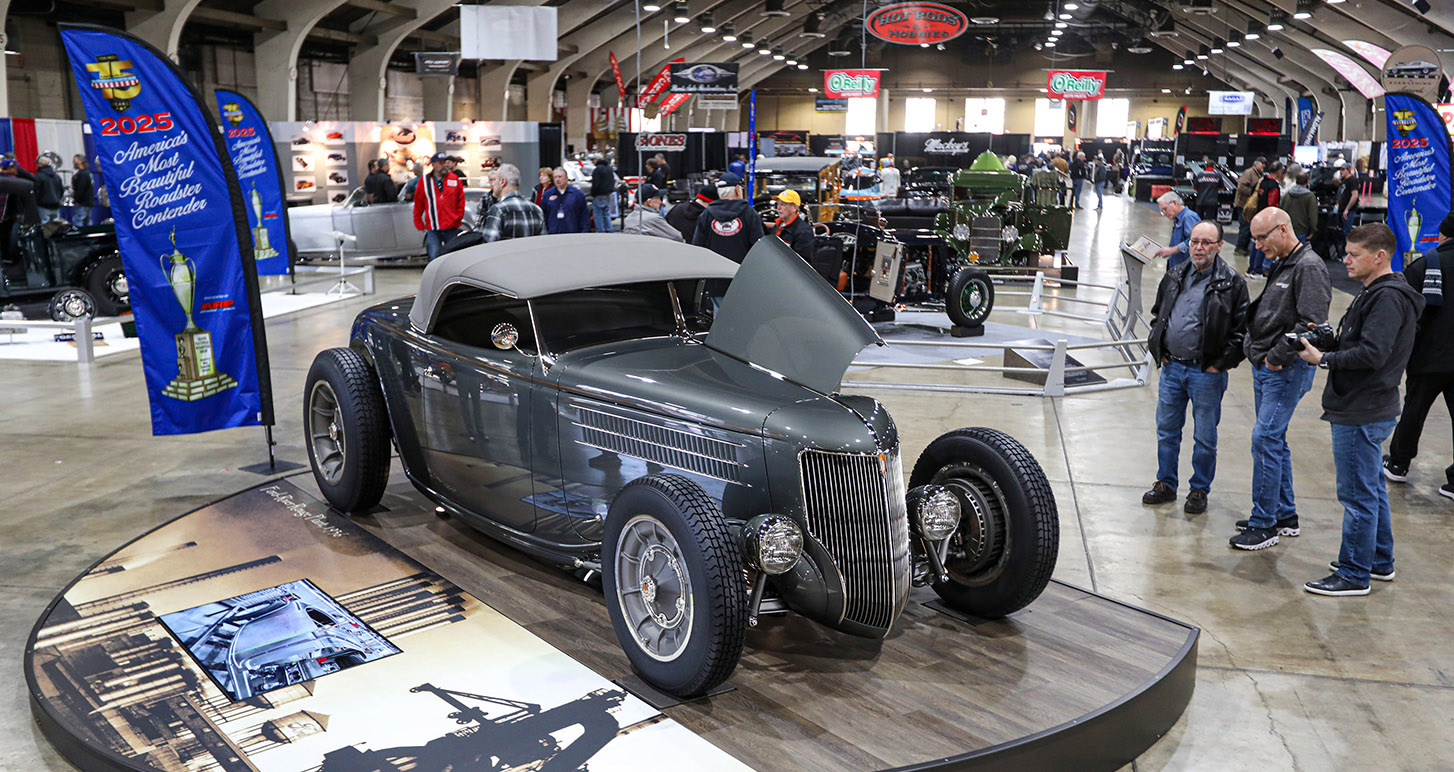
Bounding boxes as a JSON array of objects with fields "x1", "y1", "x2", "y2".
[{"x1": 4, "y1": 0, "x2": 1454, "y2": 770}]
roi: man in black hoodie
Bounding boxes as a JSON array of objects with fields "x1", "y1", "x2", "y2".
[
  {"x1": 666, "y1": 184, "x2": 715, "y2": 242},
  {"x1": 691, "y1": 171, "x2": 762, "y2": 263},
  {"x1": 1294, "y1": 223, "x2": 1423, "y2": 596},
  {"x1": 1383, "y1": 214, "x2": 1454, "y2": 499},
  {"x1": 33, "y1": 155, "x2": 65, "y2": 224},
  {"x1": 589, "y1": 154, "x2": 615, "y2": 233}
]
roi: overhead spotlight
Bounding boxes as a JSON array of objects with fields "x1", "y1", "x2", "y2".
[
  {"x1": 758, "y1": 46, "x2": 772, "y2": 55},
  {"x1": 1227, "y1": 31, "x2": 1242, "y2": 48},
  {"x1": 1051, "y1": 29, "x2": 1063, "y2": 36},
  {"x1": 936, "y1": 43, "x2": 945, "y2": 50},
  {"x1": 1272, "y1": 45, "x2": 1284, "y2": 59},
  {"x1": 1045, "y1": 40, "x2": 1057, "y2": 47},
  {"x1": 740, "y1": 32, "x2": 755, "y2": 48},
  {"x1": 809, "y1": 87, "x2": 818, "y2": 93},
  {"x1": 1161, "y1": 88, "x2": 1172, "y2": 93},
  {"x1": 1211, "y1": 38, "x2": 1224, "y2": 54},
  {"x1": 1196, "y1": 45, "x2": 1209, "y2": 59},
  {"x1": 699, "y1": 12, "x2": 715, "y2": 33},
  {"x1": 827, "y1": 35, "x2": 853, "y2": 56},
  {"x1": 672, "y1": 2, "x2": 689, "y2": 23},
  {"x1": 1173, "y1": 63, "x2": 1184, "y2": 70},
  {"x1": 1055, "y1": 21, "x2": 1068, "y2": 29},
  {"x1": 920, "y1": 42, "x2": 930, "y2": 48},
  {"x1": 1267, "y1": 10, "x2": 1285, "y2": 31},
  {"x1": 1034, "y1": 42, "x2": 1043, "y2": 50},
  {"x1": 1293, "y1": 0, "x2": 1313, "y2": 19},
  {"x1": 1128, "y1": 37, "x2": 1152, "y2": 54},
  {"x1": 721, "y1": 22, "x2": 737, "y2": 42},
  {"x1": 1064, "y1": 2, "x2": 1079, "y2": 8},
  {"x1": 802, "y1": 13, "x2": 824, "y2": 38},
  {"x1": 798, "y1": 63, "x2": 809, "y2": 69},
  {"x1": 1326, "y1": 0, "x2": 1345, "y2": 3},
  {"x1": 787, "y1": 58, "x2": 798, "y2": 65},
  {"x1": 971, "y1": 16, "x2": 1000, "y2": 25},
  {"x1": 923, "y1": 87, "x2": 933, "y2": 93},
  {"x1": 1183, "y1": 51, "x2": 1194, "y2": 65},
  {"x1": 642, "y1": 2, "x2": 662, "y2": 11},
  {"x1": 1245, "y1": 21, "x2": 1263, "y2": 39},
  {"x1": 761, "y1": 0, "x2": 790, "y2": 17},
  {"x1": 1059, "y1": 13, "x2": 1072, "y2": 20},
  {"x1": 773, "y1": 50, "x2": 785, "y2": 60}
]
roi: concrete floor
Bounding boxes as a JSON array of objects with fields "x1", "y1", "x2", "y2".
[{"x1": 3, "y1": 194, "x2": 1452, "y2": 772}]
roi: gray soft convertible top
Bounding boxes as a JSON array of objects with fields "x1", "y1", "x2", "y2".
[{"x1": 410, "y1": 234, "x2": 740, "y2": 330}]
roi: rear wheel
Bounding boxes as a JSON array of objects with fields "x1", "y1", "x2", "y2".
[
  {"x1": 48, "y1": 288, "x2": 96, "y2": 322},
  {"x1": 946, "y1": 267, "x2": 993, "y2": 327},
  {"x1": 304, "y1": 348, "x2": 391, "y2": 512},
  {"x1": 910, "y1": 427, "x2": 1058, "y2": 618},
  {"x1": 83, "y1": 253, "x2": 128, "y2": 316},
  {"x1": 603, "y1": 474, "x2": 745, "y2": 697}
]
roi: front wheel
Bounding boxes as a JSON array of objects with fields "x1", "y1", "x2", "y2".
[
  {"x1": 83, "y1": 253, "x2": 129, "y2": 316},
  {"x1": 910, "y1": 427, "x2": 1058, "y2": 618},
  {"x1": 48, "y1": 288, "x2": 96, "y2": 322},
  {"x1": 946, "y1": 267, "x2": 994, "y2": 328},
  {"x1": 603, "y1": 474, "x2": 745, "y2": 697},
  {"x1": 304, "y1": 348, "x2": 392, "y2": 512}
]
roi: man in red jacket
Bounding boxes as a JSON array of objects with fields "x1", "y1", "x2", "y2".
[{"x1": 414, "y1": 152, "x2": 466, "y2": 261}]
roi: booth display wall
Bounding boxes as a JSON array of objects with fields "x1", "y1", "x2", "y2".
[
  {"x1": 882, "y1": 132, "x2": 1033, "y2": 168},
  {"x1": 615, "y1": 132, "x2": 727, "y2": 177}
]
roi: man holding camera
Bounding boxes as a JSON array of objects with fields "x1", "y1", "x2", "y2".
[
  {"x1": 1229, "y1": 207, "x2": 1331, "y2": 551},
  {"x1": 1294, "y1": 224, "x2": 1423, "y2": 595},
  {"x1": 1143, "y1": 221, "x2": 1249, "y2": 515}
]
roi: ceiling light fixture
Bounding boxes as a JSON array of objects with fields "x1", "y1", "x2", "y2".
[
  {"x1": 1051, "y1": 29, "x2": 1063, "y2": 37},
  {"x1": 971, "y1": 16, "x2": 1000, "y2": 25},
  {"x1": 1055, "y1": 21, "x2": 1068, "y2": 28},
  {"x1": 1161, "y1": 88, "x2": 1172, "y2": 93},
  {"x1": 699, "y1": 12, "x2": 715, "y2": 33},
  {"x1": 740, "y1": 32, "x2": 755, "y2": 48},
  {"x1": 923, "y1": 87, "x2": 933, "y2": 93},
  {"x1": 1293, "y1": 0, "x2": 1313, "y2": 19},
  {"x1": 642, "y1": 2, "x2": 662, "y2": 12},
  {"x1": 720, "y1": 22, "x2": 737, "y2": 42},
  {"x1": 809, "y1": 87, "x2": 818, "y2": 93},
  {"x1": 1183, "y1": 51, "x2": 1194, "y2": 65},
  {"x1": 1245, "y1": 21, "x2": 1263, "y2": 40},
  {"x1": 798, "y1": 63, "x2": 809, "y2": 69},
  {"x1": 787, "y1": 58, "x2": 798, "y2": 66},
  {"x1": 1267, "y1": 10, "x2": 1285, "y2": 31},
  {"x1": 1045, "y1": 40, "x2": 1057, "y2": 47},
  {"x1": 1064, "y1": 2, "x2": 1079, "y2": 9},
  {"x1": 1196, "y1": 45, "x2": 1209, "y2": 59},
  {"x1": 1128, "y1": 37, "x2": 1152, "y2": 54},
  {"x1": 1058, "y1": 13, "x2": 1072, "y2": 20},
  {"x1": 761, "y1": 0, "x2": 790, "y2": 17},
  {"x1": 1412, "y1": 0, "x2": 1431, "y2": 12},
  {"x1": 672, "y1": 2, "x2": 689, "y2": 23},
  {"x1": 1227, "y1": 31, "x2": 1242, "y2": 48},
  {"x1": 758, "y1": 46, "x2": 772, "y2": 55},
  {"x1": 1210, "y1": 38, "x2": 1224, "y2": 54},
  {"x1": 1173, "y1": 63, "x2": 1184, "y2": 70},
  {"x1": 802, "y1": 13, "x2": 824, "y2": 38}
]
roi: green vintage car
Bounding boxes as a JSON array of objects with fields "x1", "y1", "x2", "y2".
[{"x1": 932, "y1": 153, "x2": 1072, "y2": 315}]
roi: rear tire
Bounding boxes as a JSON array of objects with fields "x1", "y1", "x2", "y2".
[
  {"x1": 304, "y1": 348, "x2": 391, "y2": 513},
  {"x1": 603, "y1": 474, "x2": 745, "y2": 697},
  {"x1": 946, "y1": 267, "x2": 993, "y2": 327},
  {"x1": 83, "y1": 253, "x2": 128, "y2": 316},
  {"x1": 910, "y1": 427, "x2": 1058, "y2": 618}
]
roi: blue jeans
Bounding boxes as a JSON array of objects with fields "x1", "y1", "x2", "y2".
[
  {"x1": 39, "y1": 207, "x2": 61, "y2": 223},
  {"x1": 1093, "y1": 181, "x2": 1105, "y2": 208},
  {"x1": 71, "y1": 206, "x2": 91, "y2": 227},
  {"x1": 1156, "y1": 361, "x2": 1230, "y2": 492},
  {"x1": 1248, "y1": 360, "x2": 1316, "y2": 528},
  {"x1": 1248, "y1": 244, "x2": 1267, "y2": 274},
  {"x1": 1331, "y1": 420, "x2": 1398, "y2": 585},
  {"x1": 424, "y1": 227, "x2": 459, "y2": 261},
  {"x1": 592, "y1": 196, "x2": 613, "y2": 233},
  {"x1": 1071, "y1": 178, "x2": 1083, "y2": 208}
]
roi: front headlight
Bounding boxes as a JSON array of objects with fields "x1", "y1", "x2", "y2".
[
  {"x1": 741, "y1": 514, "x2": 804, "y2": 575},
  {"x1": 915, "y1": 486, "x2": 961, "y2": 541}
]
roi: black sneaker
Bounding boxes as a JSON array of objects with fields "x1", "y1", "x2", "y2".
[
  {"x1": 1304, "y1": 573, "x2": 1370, "y2": 596},
  {"x1": 1440, "y1": 484, "x2": 1454, "y2": 501},
  {"x1": 1235, "y1": 516, "x2": 1300, "y2": 536},
  {"x1": 1184, "y1": 489, "x2": 1208, "y2": 515},
  {"x1": 1142, "y1": 481, "x2": 1176, "y2": 505},
  {"x1": 1229, "y1": 526, "x2": 1279, "y2": 550},
  {"x1": 1328, "y1": 561, "x2": 1395, "y2": 581},
  {"x1": 1383, "y1": 456, "x2": 1409, "y2": 483}
]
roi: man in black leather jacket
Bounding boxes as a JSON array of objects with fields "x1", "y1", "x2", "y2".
[{"x1": 1143, "y1": 220, "x2": 1250, "y2": 515}]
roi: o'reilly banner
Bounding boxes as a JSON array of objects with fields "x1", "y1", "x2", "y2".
[
  {"x1": 1045, "y1": 69, "x2": 1105, "y2": 101},
  {"x1": 216, "y1": 90, "x2": 292, "y2": 276},
  {"x1": 823, "y1": 69, "x2": 881, "y2": 99},
  {"x1": 1384, "y1": 93, "x2": 1453, "y2": 271},
  {"x1": 669, "y1": 62, "x2": 738, "y2": 95},
  {"x1": 61, "y1": 24, "x2": 272, "y2": 435}
]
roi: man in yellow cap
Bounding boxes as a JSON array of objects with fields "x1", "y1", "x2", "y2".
[{"x1": 772, "y1": 189, "x2": 814, "y2": 262}]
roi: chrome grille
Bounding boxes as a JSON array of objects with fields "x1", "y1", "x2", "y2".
[
  {"x1": 798, "y1": 447, "x2": 911, "y2": 630},
  {"x1": 574, "y1": 406, "x2": 746, "y2": 485}
]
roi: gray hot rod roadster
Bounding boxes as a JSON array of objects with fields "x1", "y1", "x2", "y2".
[{"x1": 305, "y1": 234, "x2": 1059, "y2": 697}]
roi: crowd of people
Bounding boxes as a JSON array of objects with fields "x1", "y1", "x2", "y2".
[{"x1": 1143, "y1": 187, "x2": 1448, "y2": 597}]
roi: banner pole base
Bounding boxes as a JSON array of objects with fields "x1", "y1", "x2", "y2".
[{"x1": 239, "y1": 424, "x2": 304, "y2": 475}]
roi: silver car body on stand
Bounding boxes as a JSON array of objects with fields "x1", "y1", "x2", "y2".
[{"x1": 291, "y1": 187, "x2": 486, "y2": 262}]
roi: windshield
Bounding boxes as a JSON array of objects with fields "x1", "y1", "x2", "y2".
[{"x1": 532, "y1": 281, "x2": 708, "y2": 354}]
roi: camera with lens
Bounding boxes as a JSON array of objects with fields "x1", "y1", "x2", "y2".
[{"x1": 1273, "y1": 322, "x2": 1337, "y2": 361}]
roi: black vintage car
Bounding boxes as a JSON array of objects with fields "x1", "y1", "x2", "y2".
[
  {"x1": 0, "y1": 176, "x2": 127, "y2": 319},
  {"x1": 305, "y1": 235, "x2": 1059, "y2": 697}
]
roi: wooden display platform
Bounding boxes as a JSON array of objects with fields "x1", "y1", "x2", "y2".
[{"x1": 29, "y1": 474, "x2": 1196, "y2": 772}]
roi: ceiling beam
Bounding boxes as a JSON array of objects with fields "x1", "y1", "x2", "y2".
[
  {"x1": 343, "y1": 0, "x2": 416, "y2": 19},
  {"x1": 189, "y1": 7, "x2": 287, "y2": 32},
  {"x1": 309, "y1": 26, "x2": 377, "y2": 46}
]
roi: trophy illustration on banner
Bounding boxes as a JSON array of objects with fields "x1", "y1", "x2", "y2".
[
  {"x1": 160, "y1": 229, "x2": 238, "y2": 401},
  {"x1": 249, "y1": 184, "x2": 279, "y2": 261},
  {"x1": 1405, "y1": 203, "x2": 1423, "y2": 265}
]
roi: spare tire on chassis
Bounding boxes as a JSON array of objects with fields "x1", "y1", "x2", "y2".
[
  {"x1": 304, "y1": 347, "x2": 393, "y2": 513},
  {"x1": 910, "y1": 427, "x2": 1058, "y2": 618},
  {"x1": 603, "y1": 474, "x2": 747, "y2": 698}
]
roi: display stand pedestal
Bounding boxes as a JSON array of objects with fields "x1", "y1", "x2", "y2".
[{"x1": 950, "y1": 324, "x2": 985, "y2": 338}]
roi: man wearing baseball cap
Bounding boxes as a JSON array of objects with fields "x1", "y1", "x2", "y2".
[
  {"x1": 622, "y1": 183, "x2": 683, "y2": 241},
  {"x1": 771, "y1": 189, "x2": 814, "y2": 262},
  {"x1": 443, "y1": 155, "x2": 467, "y2": 186},
  {"x1": 691, "y1": 171, "x2": 762, "y2": 263},
  {"x1": 414, "y1": 153, "x2": 466, "y2": 260},
  {"x1": 667, "y1": 184, "x2": 715, "y2": 242}
]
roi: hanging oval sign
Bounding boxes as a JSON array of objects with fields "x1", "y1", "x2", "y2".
[{"x1": 865, "y1": 2, "x2": 969, "y2": 46}]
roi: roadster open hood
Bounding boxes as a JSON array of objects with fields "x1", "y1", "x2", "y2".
[{"x1": 705, "y1": 237, "x2": 883, "y2": 394}]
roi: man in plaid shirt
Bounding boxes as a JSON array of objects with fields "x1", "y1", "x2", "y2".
[{"x1": 479, "y1": 163, "x2": 545, "y2": 242}]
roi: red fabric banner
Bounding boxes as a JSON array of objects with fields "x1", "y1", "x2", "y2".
[
  {"x1": 637, "y1": 58, "x2": 685, "y2": 108},
  {"x1": 609, "y1": 52, "x2": 626, "y2": 107},
  {"x1": 658, "y1": 93, "x2": 692, "y2": 117}
]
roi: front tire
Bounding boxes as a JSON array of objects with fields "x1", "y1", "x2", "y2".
[
  {"x1": 910, "y1": 428, "x2": 1058, "y2": 618},
  {"x1": 603, "y1": 474, "x2": 745, "y2": 697},
  {"x1": 304, "y1": 348, "x2": 392, "y2": 513},
  {"x1": 83, "y1": 253, "x2": 129, "y2": 316},
  {"x1": 946, "y1": 267, "x2": 994, "y2": 327}
]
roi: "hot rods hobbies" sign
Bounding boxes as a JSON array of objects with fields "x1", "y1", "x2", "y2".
[
  {"x1": 1046, "y1": 69, "x2": 1107, "y2": 101},
  {"x1": 823, "y1": 69, "x2": 882, "y2": 99},
  {"x1": 865, "y1": 2, "x2": 968, "y2": 46}
]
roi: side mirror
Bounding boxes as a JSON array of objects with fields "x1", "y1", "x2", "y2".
[{"x1": 491, "y1": 322, "x2": 519, "y2": 351}]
